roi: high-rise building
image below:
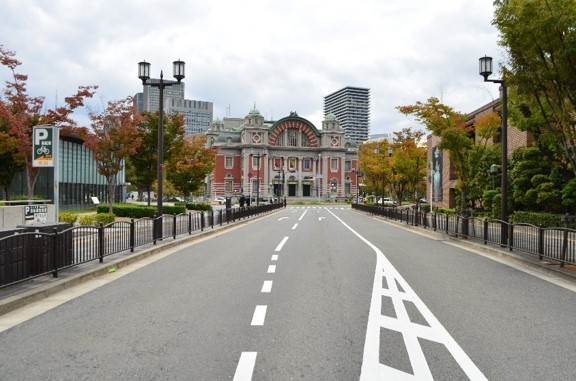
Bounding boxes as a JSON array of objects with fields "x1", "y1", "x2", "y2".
[
  {"x1": 135, "y1": 79, "x2": 213, "y2": 136},
  {"x1": 324, "y1": 87, "x2": 370, "y2": 143}
]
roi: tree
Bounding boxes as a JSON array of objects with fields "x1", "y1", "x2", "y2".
[
  {"x1": 397, "y1": 98, "x2": 472, "y2": 210},
  {"x1": 493, "y1": 0, "x2": 576, "y2": 176},
  {"x1": 0, "y1": 101, "x2": 24, "y2": 200},
  {"x1": 359, "y1": 140, "x2": 394, "y2": 202},
  {"x1": 398, "y1": 99, "x2": 501, "y2": 212},
  {"x1": 83, "y1": 98, "x2": 143, "y2": 213},
  {"x1": 0, "y1": 45, "x2": 97, "y2": 202},
  {"x1": 391, "y1": 128, "x2": 427, "y2": 205},
  {"x1": 166, "y1": 135, "x2": 215, "y2": 199},
  {"x1": 126, "y1": 112, "x2": 185, "y2": 204}
]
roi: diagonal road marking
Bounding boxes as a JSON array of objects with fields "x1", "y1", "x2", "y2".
[{"x1": 325, "y1": 209, "x2": 488, "y2": 381}]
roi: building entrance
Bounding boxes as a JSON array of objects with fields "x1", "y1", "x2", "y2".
[
  {"x1": 288, "y1": 184, "x2": 296, "y2": 197},
  {"x1": 302, "y1": 184, "x2": 311, "y2": 197}
]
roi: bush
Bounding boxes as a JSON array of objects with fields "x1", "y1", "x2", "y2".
[
  {"x1": 97, "y1": 204, "x2": 156, "y2": 218},
  {"x1": 185, "y1": 202, "x2": 212, "y2": 211},
  {"x1": 78, "y1": 213, "x2": 116, "y2": 226},
  {"x1": 511, "y1": 211, "x2": 576, "y2": 229},
  {"x1": 95, "y1": 213, "x2": 116, "y2": 225},
  {"x1": 78, "y1": 214, "x2": 97, "y2": 226},
  {"x1": 59, "y1": 212, "x2": 78, "y2": 224},
  {"x1": 163, "y1": 205, "x2": 187, "y2": 215}
]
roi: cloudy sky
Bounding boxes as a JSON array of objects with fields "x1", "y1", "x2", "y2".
[{"x1": 1, "y1": 0, "x2": 504, "y2": 135}]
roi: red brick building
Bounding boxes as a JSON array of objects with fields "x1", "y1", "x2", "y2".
[
  {"x1": 206, "y1": 109, "x2": 359, "y2": 201},
  {"x1": 426, "y1": 98, "x2": 534, "y2": 209}
]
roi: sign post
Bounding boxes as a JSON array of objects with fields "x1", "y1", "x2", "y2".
[{"x1": 33, "y1": 125, "x2": 59, "y2": 223}]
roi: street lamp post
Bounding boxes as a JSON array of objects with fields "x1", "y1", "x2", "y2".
[
  {"x1": 138, "y1": 59, "x2": 185, "y2": 219},
  {"x1": 480, "y1": 55, "x2": 508, "y2": 245},
  {"x1": 250, "y1": 149, "x2": 267, "y2": 206}
]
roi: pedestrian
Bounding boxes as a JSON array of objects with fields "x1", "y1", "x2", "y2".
[{"x1": 283, "y1": 196, "x2": 287, "y2": 208}]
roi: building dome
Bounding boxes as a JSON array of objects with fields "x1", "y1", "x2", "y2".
[{"x1": 325, "y1": 113, "x2": 337, "y2": 122}]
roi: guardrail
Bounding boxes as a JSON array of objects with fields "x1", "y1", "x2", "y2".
[
  {"x1": 352, "y1": 203, "x2": 576, "y2": 267},
  {"x1": 0, "y1": 203, "x2": 284, "y2": 289}
]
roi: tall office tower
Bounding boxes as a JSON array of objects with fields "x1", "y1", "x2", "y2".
[
  {"x1": 166, "y1": 98, "x2": 214, "y2": 135},
  {"x1": 135, "y1": 79, "x2": 213, "y2": 136},
  {"x1": 324, "y1": 87, "x2": 370, "y2": 143}
]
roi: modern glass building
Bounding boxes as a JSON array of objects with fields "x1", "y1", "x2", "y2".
[
  {"x1": 324, "y1": 87, "x2": 370, "y2": 143},
  {"x1": 6, "y1": 134, "x2": 125, "y2": 210},
  {"x1": 135, "y1": 79, "x2": 213, "y2": 136}
]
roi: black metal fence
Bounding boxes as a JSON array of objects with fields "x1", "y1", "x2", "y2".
[
  {"x1": 0, "y1": 203, "x2": 283, "y2": 289},
  {"x1": 353, "y1": 204, "x2": 576, "y2": 267}
]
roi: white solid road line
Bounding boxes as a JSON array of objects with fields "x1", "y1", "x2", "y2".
[
  {"x1": 233, "y1": 352, "x2": 257, "y2": 381},
  {"x1": 261, "y1": 280, "x2": 273, "y2": 293},
  {"x1": 251, "y1": 305, "x2": 267, "y2": 326}
]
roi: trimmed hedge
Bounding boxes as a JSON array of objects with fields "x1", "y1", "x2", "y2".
[
  {"x1": 97, "y1": 204, "x2": 155, "y2": 218},
  {"x1": 78, "y1": 213, "x2": 116, "y2": 226},
  {"x1": 511, "y1": 211, "x2": 576, "y2": 229},
  {"x1": 96, "y1": 203, "x2": 187, "y2": 218},
  {"x1": 185, "y1": 202, "x2": 212, "y2": 211}
]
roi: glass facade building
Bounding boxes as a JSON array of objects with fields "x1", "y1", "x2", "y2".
[{"x1": 6, "y1": 135, "x2": 124, "y2": 210}]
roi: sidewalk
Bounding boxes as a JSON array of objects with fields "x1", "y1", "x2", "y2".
[
  {"x1": 376, "y1": 214, "x2": 576, "y2": 283},
  {"x1": 0, "y1": 217, "x2": 251, "y2": 317}
]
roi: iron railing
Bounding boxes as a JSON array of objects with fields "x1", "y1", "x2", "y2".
[
  {"x1": 0, "y1": 203, "x2": 283, "y2": 289},
  {"x1": 353, "y1": 204, "x2": 576, "y2": 267}
]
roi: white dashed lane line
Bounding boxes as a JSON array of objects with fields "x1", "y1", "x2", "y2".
[
  {"x1": 233, "y1": 352, "x2": 257, "y2": 381},
  {"x1": 234, "y1": 222, "x2": 292, "y2": 380},
  {"x1": 261, "y1": 280, "x2": 273, "y2": 293},
  {"x1": 251, "y1": 305, "x2": 267, "y2": 326}
]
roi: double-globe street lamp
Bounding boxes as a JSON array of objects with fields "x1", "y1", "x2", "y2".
[
  {"x1": 138, "y1": 59, "x2": 185, "y2": 219},
  {"x1": 479, "y1": 55, "x2": 508, "y2": 245}
]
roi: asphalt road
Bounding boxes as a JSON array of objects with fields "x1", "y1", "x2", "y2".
[{"x1": 1, "y1": 206, "x2": 576, "y2": 380}]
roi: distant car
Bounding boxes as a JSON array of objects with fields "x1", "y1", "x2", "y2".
[
  {"x1": 166, "y1": 196, "x2": 184, "y2": 202},
  {"x1": 419, "y1": 198, "x2": 427, "y2": 203},
  {"x1": 377, "y1": 197, "x2": 397, "y2": 206},
  {"x1": 214, "y1": 196, "x2": 227, "y2": 205}
]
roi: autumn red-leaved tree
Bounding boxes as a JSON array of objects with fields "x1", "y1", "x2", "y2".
[
  {"x1": 83, "y1": 97, "x2": 143, "y2": 212},
  {"x1": 0, "y1": 45, "x2": 97, "y2": 201}
]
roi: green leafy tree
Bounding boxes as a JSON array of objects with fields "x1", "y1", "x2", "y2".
[
  {"x1": 509, "y1": 146, "x2": 565, "y2": 213},
  {"x1": 126, "y1": 112, "x2": 185, "y2": 204},
  {"x1": 493, "y1": 0, "x2": 576, "y2": 176},
  {"x1": 398, "y1": 99, "x2": 501, "y2": 212},
  {"x1": 397, "y1": 98, "x2": 473, "y2": 211},
  {"x1": 359, "y1": 140, "x2": 394, "y2": 202},
  {"x1": 166, "y1": 135, "x2": 215, "y2": 199},
  {"x1": 391, "y1": 128, "x2": 427, "y2": 204}
]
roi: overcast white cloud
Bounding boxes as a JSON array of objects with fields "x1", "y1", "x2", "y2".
[{"x1": 1, "y1": 0, "x2": 504, "y2": 135}]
